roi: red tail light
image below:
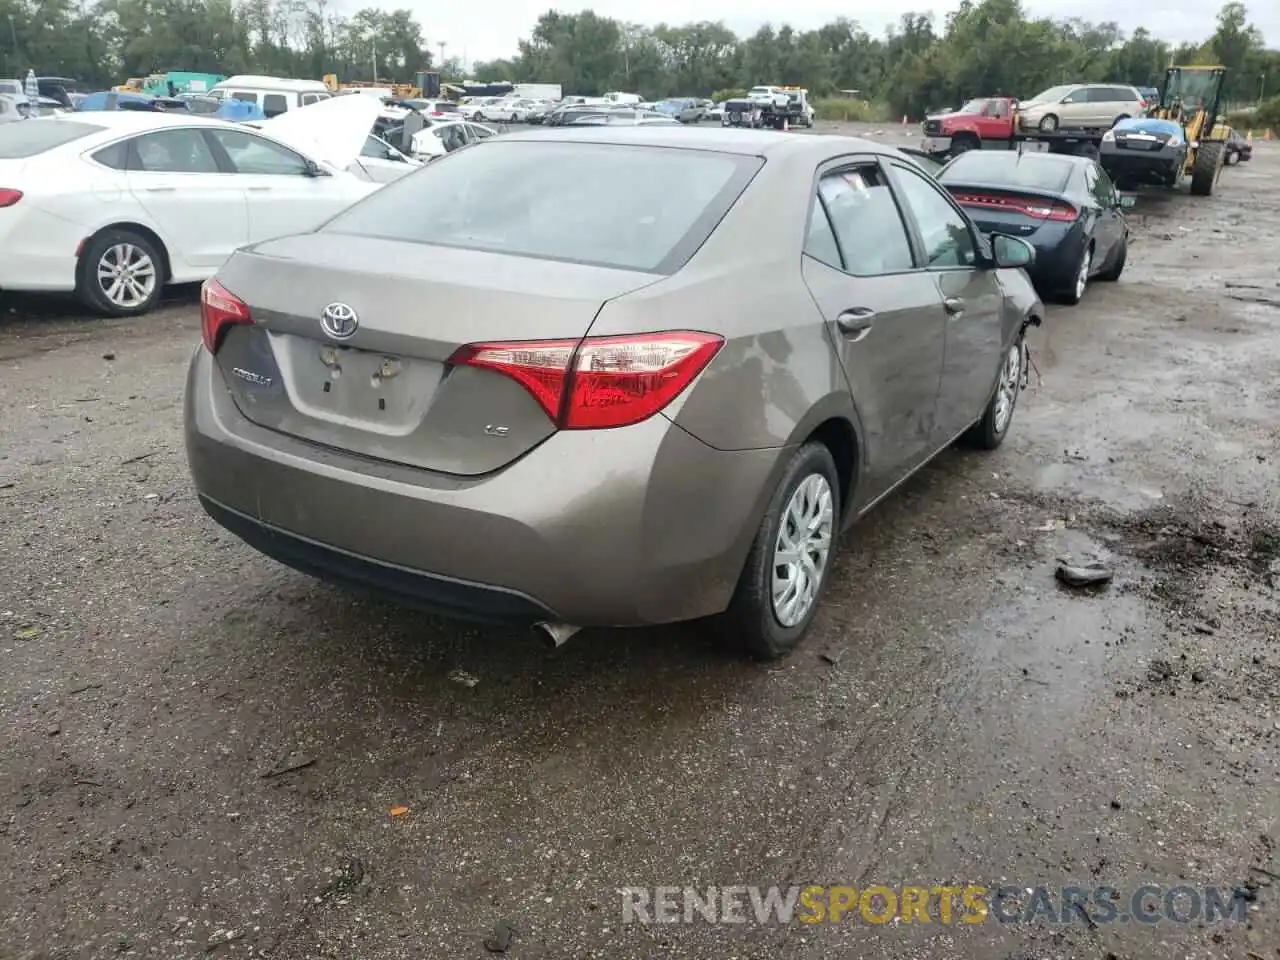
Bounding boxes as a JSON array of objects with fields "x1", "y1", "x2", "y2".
[
  {"x1": 951, "y1": 191, "x2": 1077, "y2": 222},
  {"x1": 200, "y1": 279, "x2": 252, "y2": 353},
  {"x1": 449, "y1": 331, "x2": 724, "y2": 430},
  {"x1": 0, "y1": 189, "x2": 22, "y2": 207}
]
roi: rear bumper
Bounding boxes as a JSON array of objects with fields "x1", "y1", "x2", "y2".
[
  {"x1": 1099, "y1": 143, "x2": 1182, "y2": 175},
  {"x1": 0, "y1": 207, "x2": 83, "y2": 292},
  {"x1": 184, "y1": 346, "x2": 784, "y2": 628}
]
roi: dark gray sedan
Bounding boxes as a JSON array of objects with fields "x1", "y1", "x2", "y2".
[{"x1": 185, "y1": 128, "x2": 1043, "y2": 659}]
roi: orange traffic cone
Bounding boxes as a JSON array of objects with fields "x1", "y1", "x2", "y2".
[{"x1": 1265, "y1": 129, "x2": 1273, "y2": 141}]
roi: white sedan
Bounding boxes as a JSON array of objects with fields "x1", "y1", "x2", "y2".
[{"x1": 0, "y1": 100, "x2": 380, "y2": 316}]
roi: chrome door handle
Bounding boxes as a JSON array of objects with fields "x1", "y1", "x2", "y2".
[
  {"x1": 944, "y1": 297, "x2": 965, "y2": 316},
  {"x1": 247, "y1": 186, "x2": 272, "y2": 192},
  {"x1": 144, "y1": 187, "x2": 176, "y2": 193},
  {"x1": 835, "y1": 309, "x2": 876, "y2": 342}
]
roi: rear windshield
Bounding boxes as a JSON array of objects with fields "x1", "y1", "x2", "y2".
[
  {"x1": 940, "y1": 152, "x2": 1073, "y2": 192},
  {"x1": 322, "y1": 140, "x2": 762, "y2": 273},
  {"x1": 0, "y1": 120, "x2": 104, "y2": 157}
]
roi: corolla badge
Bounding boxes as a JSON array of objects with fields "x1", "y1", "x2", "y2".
[{"x1": 320, "y1": 302, "x2": 359, "y2": 339}]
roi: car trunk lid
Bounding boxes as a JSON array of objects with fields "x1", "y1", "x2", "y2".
[{"x1": 211, "y1": 233, "x2": 660, "y2": 476}]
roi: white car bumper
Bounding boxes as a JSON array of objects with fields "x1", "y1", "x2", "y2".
[{"x1": 0, "y1": 206, "x2": 83, "y2": 292}]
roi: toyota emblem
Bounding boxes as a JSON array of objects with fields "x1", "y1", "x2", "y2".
[{"x1": 320, "y1": 302, "x2": 359, "y2": 339}]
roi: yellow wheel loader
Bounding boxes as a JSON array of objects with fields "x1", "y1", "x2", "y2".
[{"x1": 1153, "y1": 65, "x2": 1229, "y2": 196}]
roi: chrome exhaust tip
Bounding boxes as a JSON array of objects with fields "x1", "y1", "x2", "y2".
[{"x1": 536, "y1": 621, "x2": 582, "y2": 647}]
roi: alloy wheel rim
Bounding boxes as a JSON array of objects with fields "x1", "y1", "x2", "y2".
[
  {"x1": 993, "y1": 342, "x2": 1023, "y2": 435},
  {"x1": 1075, "y1": 248, "x2": 1091, "y2": 300},
  {"x1": 97, "y1": 243, "x2": 157, "y2": 308},
  {"x1": 771, "y1": 474, "x2": 835, "y2": 628}
]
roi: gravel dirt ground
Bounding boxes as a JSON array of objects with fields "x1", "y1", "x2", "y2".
[{"x1": 1, "y1": 126, "x2": 1278, "y2": 960}]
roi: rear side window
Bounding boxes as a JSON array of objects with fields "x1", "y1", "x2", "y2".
[
  {"x1": 816, "y1": 165, "x2": 915, "y2": 275},
  {"x1": 131, "y1": 129, "x2": 220, "y2": 173},
  {"x1": 0, "y1": 120, "x2": 104, "y2": 158},
  {"x1": 262, "y1": 93, "x2": 288, "y2": 117},
  {"x1": 92, "y1": 139, "x2": 129, "y2": 169},
  {"x1": 940, "y1": 152, "x2": 1073, "y2": 192},
  {"x1": 322, "y1": 140, "x2": 762, "y2": 274},
  {"x1": 301, "y1": 93, "x2": 324, "y2": 105}
]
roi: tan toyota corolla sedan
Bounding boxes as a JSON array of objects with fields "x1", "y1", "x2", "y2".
[{"x1": 185, "y1": 126, "x2": 1043, "y2": 659}]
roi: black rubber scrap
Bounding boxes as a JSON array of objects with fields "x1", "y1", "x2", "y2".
[
  {"x1": 484, "y1": 920, "x2": 518, "y2": 953},
  {"x1": 1055, "y1": 560, "x2": 1114, "y2": 588}
]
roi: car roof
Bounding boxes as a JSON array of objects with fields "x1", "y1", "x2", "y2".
[
  {"x1": 499, "y1": 125, "x2": 895, "y2": 160},
  {"x1": 46, "y1": 111, "x2": 232, "y2": 132}
]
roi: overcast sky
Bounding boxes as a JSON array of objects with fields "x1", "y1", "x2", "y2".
[{"x1": 392, "y1": 0, "x2": 1275, "y2": 69}]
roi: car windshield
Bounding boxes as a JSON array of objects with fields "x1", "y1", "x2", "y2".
[
  {"x1": 321, "y1": 140, "x2": 762, "y2": 273},
  {"x1": 940, "y1": 152, "x2": 1074, "y2": 192},
  {"x1": 0, "y1": 120, "x2": 104, "y2": 157},
  {"x1": 1027, "y1": 85, "x2": 1073, "y2": 104}
]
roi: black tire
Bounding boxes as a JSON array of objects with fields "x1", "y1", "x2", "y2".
[
  {"x1": 1190, "y1": 142, "x2": 1224, "y2": 196},
  {"x1": 76, "y1": 228, "x2": 165, "y2": 317},
  {"x1": 962, "y1": 335, "x2": 1027, "y2": 450},
  {"x1": 1224, "y1": 148, "x2": 1238, "y2": 166},
  {"x1": 1039, "y1": 114, "x2": 1059, "y2": 133},
  {"x1": 474, "y1": 111, "x2": 486, "y2": 122},
  {"x1": 950, "y1": 134, "x2": 979, "y2": 155},
  {"x1": 1058, "y1": 242, "x2": 1093, "y2": 306},
  {"x1": 1095, "y1": 234, "x2": 1127, "y2": 281},
  {"x1": 718, "y1": 442, "x2": 842, "y2": 660}
]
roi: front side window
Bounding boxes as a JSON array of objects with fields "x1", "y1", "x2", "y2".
[
  {"x1": 207, "y1": 129, "x2": 309, "y2": 175},
  {"x1": 130, "y1": 129, "x2": 221, "y2": 173},
  {"x1": 816, "y1": 165, "x2": 915, "y2": 275},
  {"x1": 891, "y1": 164, "x2": 978, "y2": 268},
  {"x1": 262, "y1": 93, "x2": 288, "y2": 117},
  {"x1": 231, "y1": 91, "x2": 257, "y2": 104},
  {"x1": 1062, "y1": 88, "x2": 1089, "y2": 104}
]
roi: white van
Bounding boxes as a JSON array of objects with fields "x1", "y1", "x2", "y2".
[{"x1": 208, "y1": 75, "x2": 331, "y2": 117}]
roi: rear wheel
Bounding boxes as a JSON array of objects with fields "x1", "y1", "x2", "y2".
[
  {"x1": 962, "y1": 335, "x2": 1026, "y2": 450},
  {"x1": 474, "y1": 111, "x2": 486, "y2": 122},
  {"x1": 76, "y1": 228, "x2": 164, "y2": 317},
  {"x1": 1095, "y1": 235, "x2": 1127, "y2": 281},
  {"x1": 1190, "y1": 142, "x2": 1224, "y2": 196},
  {"x1": 718, "y1": 442, "x2": 840, "y2": 660},
  {"x1": 1039, "y1": 114, "x2": 1059, "y2": 133},
  {"x1": 1059, "y1": 242, "x2": 1092, "y2": 306}
]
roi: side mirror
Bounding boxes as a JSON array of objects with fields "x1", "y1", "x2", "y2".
[
  {"x1": 991, "y1": 233, "x2": 1036, "y2": 269},
  {"x1": 1118, "y1": 194, "x2": 1137, "y2": 209},
  {"x1": 303, "y1": 158, "x2": 330, "y2": 177}
]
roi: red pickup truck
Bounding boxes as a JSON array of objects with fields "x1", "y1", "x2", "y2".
[{"x1": 919, "y1": 97, "x2": 1018, "y2": 157}]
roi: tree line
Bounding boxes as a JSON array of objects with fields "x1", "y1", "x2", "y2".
[{"x1": 4, "y1": 0, "x2": 1277, "y2": 121}]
